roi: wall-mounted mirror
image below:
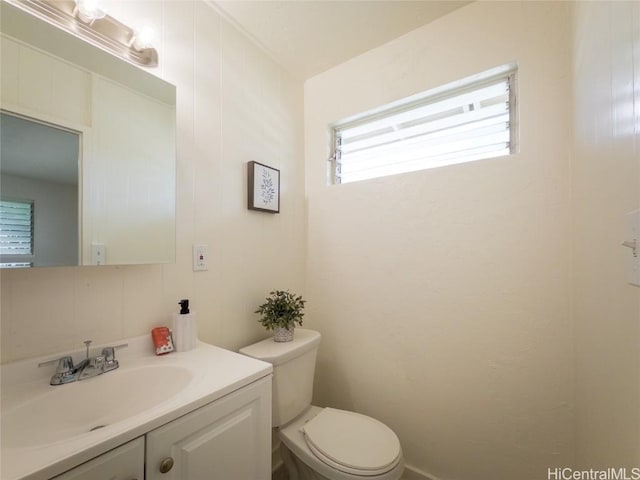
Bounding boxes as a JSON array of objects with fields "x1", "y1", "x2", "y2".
[
  {"x1": 0, "y1": 1, "x2": 176, "y2": 268},
  {"x1": 1, "y1": 112, "x2": 80, "y2": 267}
]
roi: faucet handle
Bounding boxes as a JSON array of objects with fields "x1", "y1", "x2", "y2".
[
  {"x1": 92, "y1": 355, "x2": 106, "y2": 371},
  {"x1": 38, "y1": 356, "x2": 75, "y2": 385},
  {"x1": 38, "y1": 355, "x2": 73, "y2": 373},
  {"x1": 101, "y1": 347, "x2": 115, "y2": 363},
  {"x1": 101, "y1": 343, "x2": 127, "y2": 371},
  {"x1": 57, "y1": 356, "x2": 74, "y2": 374}
]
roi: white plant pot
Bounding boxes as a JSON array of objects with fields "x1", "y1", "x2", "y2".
[{"x1": 273, "y1": 326, "x2": 294, "y2": 342}]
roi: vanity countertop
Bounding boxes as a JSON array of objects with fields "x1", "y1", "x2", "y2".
[{"x1": 0, "y1": 335, "x2": 272, "y2": 480}]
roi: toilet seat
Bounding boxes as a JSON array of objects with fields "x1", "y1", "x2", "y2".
[{"x1": 301, "y1": 408, "x2": 401, "y2": 476}]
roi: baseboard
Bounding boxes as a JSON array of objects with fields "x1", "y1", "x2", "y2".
[
  {"x1": 272, "y1": 439, "x2": 283, "y2": 473},
  {"x1": 403, "y1": 464, "x2": 443, "y2": 480},
  {"x1": 271, "y1": 445, "x2": 440, "y2": 480},
  {"x1": 272, "y1": 462, "x2": 287, "y2": 480},
  {"x1": 272, "y1": 456, "x2": 284, "y2": 474}
]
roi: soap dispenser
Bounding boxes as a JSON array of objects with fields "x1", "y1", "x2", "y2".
[{"x1": 173, "y1": 299, "x2": 198, "y2": 352}]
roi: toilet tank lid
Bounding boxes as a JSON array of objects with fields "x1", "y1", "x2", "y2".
[{"x1": 239, "y1": 329, "x2": 321, "y2": 366}]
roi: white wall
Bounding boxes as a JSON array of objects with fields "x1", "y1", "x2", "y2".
[
  {"x1": 304, "y1": 2, "x2": 573, "y2": 479},
  {"x1": 0, "y1": 1, "x2": 305, "y2": 362},
  {"x1": 572, "y1": 0, "x2": 640, "y2": 468}
]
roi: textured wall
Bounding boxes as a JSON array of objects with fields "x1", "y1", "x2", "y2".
[
  {"x1": 0, "y1": 1, "x2": 305, "y2": 362},
  {"x1": 572, "y1": 0, "x2": 640, "y2": 468},
  {"x1": 304, "y1": 2, "x2": 574, "y2": 478}
]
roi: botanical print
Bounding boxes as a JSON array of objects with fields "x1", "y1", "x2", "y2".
[
  {"x1": 260, "y1": 168, "x2": 276, "y2": 206},
  {"x1": 249, "y1": 161, "x2": 279, "y2": 213}
]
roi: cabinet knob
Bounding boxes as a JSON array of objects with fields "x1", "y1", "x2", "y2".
[{"x1": 159, "y1": 457, "x2": 174, "y2": 473}]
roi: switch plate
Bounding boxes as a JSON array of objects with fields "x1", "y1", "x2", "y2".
[
  {"x1": 625, "y1": 210, "x2": 640, "y2": 287},
  {"x1": 193, "y1": 244, "x2": 208, "y2": 271},
  {"x1": 91, "y1": 243, "x2": 106, "y2": 265}
]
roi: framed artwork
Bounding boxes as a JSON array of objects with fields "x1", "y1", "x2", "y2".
[{"x1": 248, "y1": 161, "x2": 280, "y2": 213}]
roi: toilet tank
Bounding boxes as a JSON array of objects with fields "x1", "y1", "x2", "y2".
[{"x1": 240, "y1": 329, "x2": 321, "y2": 427}]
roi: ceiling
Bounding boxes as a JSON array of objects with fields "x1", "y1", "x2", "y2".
[{"x1": 209, "y1": 0, "x2": 471, "y2": 80}]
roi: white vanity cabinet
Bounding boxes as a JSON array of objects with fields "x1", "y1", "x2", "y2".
[
  {"x1": 47, "y1": 377, "x2": 271, "y2": 480},
  {"x1": 50, "y1": 438, "x2": 144, "y2": 480},
  {"x1": 146, "y1": 375, "x2": 272, "y2": 480}
]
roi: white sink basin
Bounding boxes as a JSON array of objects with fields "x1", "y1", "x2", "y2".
[
  {"x1": 2, "y1": 364, "x2": 192, "y2": 448},
  {"x1": 0, "y1": 335, "x2": 273, "y2": 480}
]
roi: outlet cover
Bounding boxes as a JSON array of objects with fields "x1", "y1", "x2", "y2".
[
  {"x1": 193, "y1": 244, "x2": 208, "y2": 271},
  {"x1": 625, "y1": 210, "x2": 640, "y2": 287}
]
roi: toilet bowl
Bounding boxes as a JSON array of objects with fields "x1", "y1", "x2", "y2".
[{"x1": 240, "y1": 329, "x2": 404, "y2": 480}]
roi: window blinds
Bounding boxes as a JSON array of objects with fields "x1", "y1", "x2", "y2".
[
  {"x1": 332, "y1": 73, "x2": 515, "y2": 184},
  {"x1": 0, "y1": 200, "x2": 34, "y2": 256}
]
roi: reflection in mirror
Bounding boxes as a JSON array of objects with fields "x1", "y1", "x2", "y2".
[
  {"x1": 0, "y1": 1, "x2": 176, "y2": 268},
  {"x1": 0, "y1": 112, "x2": 80, "y2": 267}
]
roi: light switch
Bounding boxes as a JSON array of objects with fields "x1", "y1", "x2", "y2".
[{"x1": 624, "y1": 210, "x2": 640, "y2": 287}]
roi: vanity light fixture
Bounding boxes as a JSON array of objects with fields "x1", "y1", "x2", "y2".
[{"x1": 4, "y1": 0, "x2": 158, "y2": 67}]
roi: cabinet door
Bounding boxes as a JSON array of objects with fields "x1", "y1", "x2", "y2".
[
  {"x1": 146, "y1": 376, "x2": 271, "y2": 480},
  {"x1": 51, "y1": 437, "x2": 144, "y2": 480}
]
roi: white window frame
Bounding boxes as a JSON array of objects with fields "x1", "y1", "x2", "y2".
[{"x1": 329, "y1": 64, "x2": 518, "y2": 185}]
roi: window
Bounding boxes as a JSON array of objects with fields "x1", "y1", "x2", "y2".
[
  {"x1": 0, "y1": 199, "x2": 34, "y2": 267},
  {"x1": 329, "y1": 66, "x2": 517, "y2": 184}
]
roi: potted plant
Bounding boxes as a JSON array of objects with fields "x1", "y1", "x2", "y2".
[{"x1": 255, "y1": 290, "x2": 306, "y2": 342}]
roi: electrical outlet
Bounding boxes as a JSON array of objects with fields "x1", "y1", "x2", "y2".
[
  {"x1": 193, "y1": 244, "x2": 208, "y2": 271},
  {"x1": 91, "y1": 243, "x2": 106, "y2": 265}
]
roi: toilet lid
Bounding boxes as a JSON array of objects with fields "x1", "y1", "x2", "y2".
[{"x1": 301, "y1": 408, "x2": 401, "y2": 476}]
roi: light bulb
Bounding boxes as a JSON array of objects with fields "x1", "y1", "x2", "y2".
[
  {"x1": 132, "y1": 22, "x2": 157, "y2": 51},
  {"x1": 74, "y1": 0, "x2": 106, "y2": 23}
]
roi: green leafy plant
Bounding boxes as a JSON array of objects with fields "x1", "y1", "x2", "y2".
[{"x1": 255, "y1": 290, "x2": 306, "y2": 331}]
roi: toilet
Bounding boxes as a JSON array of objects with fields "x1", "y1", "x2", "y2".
[{"x1": 240, "y1": 329, "x2": 404, "y2": 480}]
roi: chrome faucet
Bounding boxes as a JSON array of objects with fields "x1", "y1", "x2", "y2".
[{"x1": 38, "y1": 340, "x2": 128, "y2": 386}]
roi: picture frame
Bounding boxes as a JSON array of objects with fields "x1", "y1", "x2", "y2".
[{"x1": 248, "y1": 161, "x2": 280, "y2": 213}]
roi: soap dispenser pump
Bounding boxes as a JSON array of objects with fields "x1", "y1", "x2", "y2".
[
  {"x1": 173, "y1": 299, "x2": 197, "y2": 352},
  {"x1": 179, "y1": 299, "x2": 189, "y2": 315}
]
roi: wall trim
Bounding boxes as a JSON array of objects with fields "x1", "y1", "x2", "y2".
[{"x1": 404, "y1": 464, "x2": 444, "y2": 480}]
